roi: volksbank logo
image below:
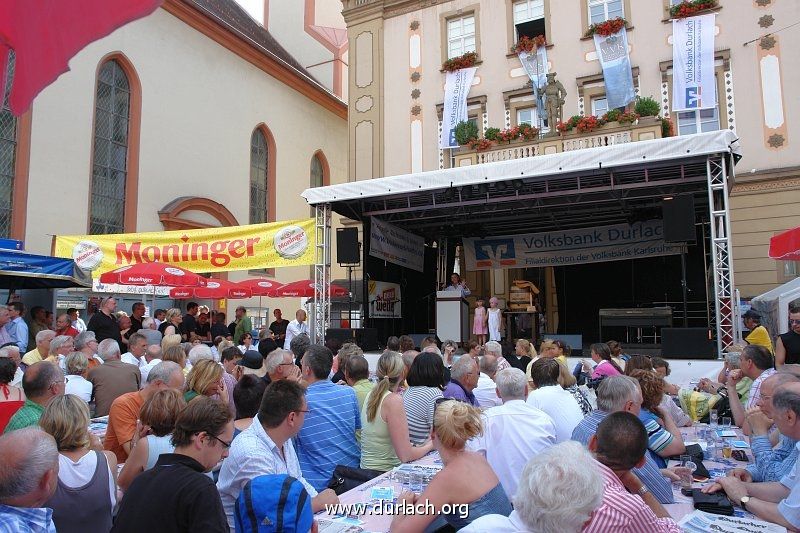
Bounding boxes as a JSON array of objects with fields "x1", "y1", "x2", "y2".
[
  {"x1": 685, "y1": 86, "x2": 701, "y2": 109},
  {"x1": 474, "y1": 239, "x2": 517, "y2": 267}
]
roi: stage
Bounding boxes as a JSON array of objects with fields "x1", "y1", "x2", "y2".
[{"x1": 304, "y1": 131, "x2": 742, "y2": 357}]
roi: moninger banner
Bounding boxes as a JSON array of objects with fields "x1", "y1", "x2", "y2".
[{"x1": 54, "y1": 218, "x2": 316, "y2": 276}]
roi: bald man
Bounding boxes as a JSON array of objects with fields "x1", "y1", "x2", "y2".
[{"x1": 4, "y1": 361, "x2": 64, "y2": 433}]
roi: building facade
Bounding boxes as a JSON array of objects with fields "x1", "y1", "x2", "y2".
[
  {"x1": 342, "y1": 0, "x2": 799, "y2": 301},
  {"x1": 1, "y1": 0, "x2": 348, "y2": 322}
]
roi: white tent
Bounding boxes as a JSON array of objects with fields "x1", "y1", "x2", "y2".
[{"x1": 751, "y1": 277, "x2": 800, "y2": 339}]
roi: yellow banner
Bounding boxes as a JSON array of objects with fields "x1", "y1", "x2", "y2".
[{"x1": 53, "y1": 218, "x2": 316, "y2": 276}]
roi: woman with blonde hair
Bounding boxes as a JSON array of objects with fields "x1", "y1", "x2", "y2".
[
  {"x1": 556, "y1": 361, "x2": 592, "y2": 415},
  {"x1": 161, "y1": 333, "x2": 182, "y2": 352},
  {"x1": 40, "y1": 394, "x2": 117, "y2": 533},
  {"x1": 390, "y1": 400, "x2": 511, "y2": 532},
  {"x1": 184, "y1": 358, "x2": 227, "y2": 404},
  {"x1": 361, "y1": 352, "x2": 432, "y2": 472},
  {"x1": 117, "y1": 389, "x2": 187, "y2": 491},
  {"x1": 158, "y1": 308, "x2": 183, "y2": 336},
  {"x1": 527, "y1": 339, "x2": 553, "y2": 377},
  {"x1": 162, "y1": 343, "x2": 188, "y2": 375}
]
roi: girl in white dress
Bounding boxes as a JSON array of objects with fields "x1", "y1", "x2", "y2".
[{"x1": 487, "y1": 297, "x2": 503, "y2": 342}]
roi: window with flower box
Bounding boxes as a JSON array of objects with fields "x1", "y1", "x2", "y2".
[
  {"x1": 588, "y1": 0, "x2": 624, "y2": 25},
  {"x1": 447, "y1": 15, "x2": 476, "y2": 59}
]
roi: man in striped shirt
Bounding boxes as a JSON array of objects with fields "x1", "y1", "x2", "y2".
[
  {"x1": 727, "y1": 344, "x2": 777, "y2": 434},
  {"x1": 584, "y1": 412, "x2": 681, "y2": 532},
  {"x1": 572, "y1": 375, "x2": 674, "y2": 503},
  {"x1": 295, "y1": 344, "x2": 361, "y2": 492}
]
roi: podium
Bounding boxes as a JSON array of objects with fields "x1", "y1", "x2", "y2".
[{"x1": 436, "y1": 291, "x2": 469, "y2": 344}]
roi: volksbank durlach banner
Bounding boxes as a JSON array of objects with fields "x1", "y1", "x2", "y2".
[
  {"x1": 593, "y1": 27, "x2": 635, "y2": 109},
  {"x1": 517, "y1": 47, "x2": 548, "y2": 127},
  {"x1": 672, "y1": 14, "x2": 716, "y2": 111},
  {"x1": 463, "y1": 220, "x2": 682, "y2": 271},
  {"x1": 439, "y1": 67, "x2": 477, "y2": 149}
]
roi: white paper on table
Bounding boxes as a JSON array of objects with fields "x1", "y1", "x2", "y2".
[{"x1": 678, "y1": 510, "x2": 787, "y2": 533}]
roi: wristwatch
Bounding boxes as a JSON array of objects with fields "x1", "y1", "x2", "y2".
[
  {"x1": 740, "y1": 496, "x2": 750, "y2": 510},
  {"x1": 637, "y1": 485, "x2": 649, "y2": 496}
]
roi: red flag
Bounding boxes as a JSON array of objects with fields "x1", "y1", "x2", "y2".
[{"x1": 0, "y1": 0, "x2": 163, "y2": 116}]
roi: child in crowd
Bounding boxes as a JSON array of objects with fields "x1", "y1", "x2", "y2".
[{"x1": 473, "y1": 298, "x2": 488, "y2": 345}]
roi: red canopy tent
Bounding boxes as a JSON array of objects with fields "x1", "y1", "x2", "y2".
[
  {"x1": 269, "y1": 280, "x2": 349, "y2": 298},
  {"x1": 170, "y1": 279, "x2": 252, "y2": 300},
  {"x1": 99, "y1": 262, "x2": 206, "y2": 287},
  {"x1": 237, "y1": 279, "x2": 283, "y2": 296},
  {"x1": 770, "y1": 226, "x2": 800, "y2": 261}
]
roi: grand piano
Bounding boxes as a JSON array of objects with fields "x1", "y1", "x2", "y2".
[{"x1": 599, "y1": 307, "x2": 673, "y2": 343}]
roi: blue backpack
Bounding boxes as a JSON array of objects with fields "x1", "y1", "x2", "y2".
[{"x1": 235, "y1": 474, "x2": 314, "y2": 533}]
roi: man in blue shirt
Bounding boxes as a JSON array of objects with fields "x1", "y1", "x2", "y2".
[
  {"x1": 295, "y1": 344, "x2": 361, "y2": 491},
  {"x1": 572, "y1": 375, "x2": 675, "y2": 504},
  {"x1": 727, "y1": 372, "x2": 800, "y2": 483},
  {"x1": 5, "y1": 302, "x2": 28, "y2": 354},
  {"x1": 0, "y1": 427, "x2": 59, "y2": 533}
]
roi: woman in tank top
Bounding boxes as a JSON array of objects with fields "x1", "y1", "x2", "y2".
[
  {"x1": 39, "y1": 394, "x2": 117, "y2": 533},
  {"x1": 0, "y1": 358, "x2": 24, "y2": 433},
  {"x1": 117, "y1": 389, "x2": 187, "y2": 492},
  {"x1": 361, "y1": 352, "x2": 433, "y2": 472}
]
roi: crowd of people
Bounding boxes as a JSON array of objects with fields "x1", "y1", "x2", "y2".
[{"x1": 1, "y1": 298, "x2": 800, "y2": 532}]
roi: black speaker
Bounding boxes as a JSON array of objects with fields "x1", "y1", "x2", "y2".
[
  {"x1": 661, "y1": 328, "x2": 715, "y2": 359},
  {"x1": 662, "y1": 195, "x2": 696, "y2": 243},
  {"x1": 325, "y1": 327, "x2": 379, "y2": 351},
  {"x1": 336, "y1": 228, "x2": 360, "y2": 264}
]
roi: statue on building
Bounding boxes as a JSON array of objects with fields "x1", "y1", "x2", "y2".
[{"x1": 543, "y1": 72, "x2": 567, "y2": 136}]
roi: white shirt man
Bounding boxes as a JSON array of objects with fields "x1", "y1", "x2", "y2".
[
  {"x1": 467, "y1": 368, "x2": 556, "y2": 499},
  {"x1": 527, "y1": 358, "x2": 583, "y2": 442},
  {"x1": 473, "y1": 353, "x2": 502, "y2": 408},
  {"x1": 121, "y1": 333, "x2": 148, "y2": 367},
  {"x1": 283, "y1": 310, "x2": 309, "y2": 350}
]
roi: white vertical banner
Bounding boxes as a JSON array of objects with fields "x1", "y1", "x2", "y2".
[
  {"x1": 593, "y1": 27, "x2": 635, "y2": 109},
  {"x1": 672, "y1": 14, "x2": 716, "y2": 111},
  {"x1": 439, "y1": 67, "x2": 477, "y2": 149},
  {"x1": 518, "y1": 47, "x2": 548, "y2": 127}
]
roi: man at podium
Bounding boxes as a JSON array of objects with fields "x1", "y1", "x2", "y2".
[{"x1": 444, "y1": 273, "x2": 471, "y2": 297}]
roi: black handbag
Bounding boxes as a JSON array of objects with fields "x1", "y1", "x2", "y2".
[
  {"x1": 327, "y1": 465, "x2": 384, "y2": 495},
  {"x1": 692, "y1": 489, "x2": 734, "y2": 516}
]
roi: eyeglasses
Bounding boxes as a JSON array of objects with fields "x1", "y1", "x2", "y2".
[
  {"x1": 279, "y1": 362, "x2": 295, "y2": 366},
  {"x1": 206, "y1": 433, "x2": 232, "y2": 449},
  {"x1": 294, "y1": 409, "x2": 310, "y2": 414},
  {"x1": 790, "y1": 319, "x2": 800, "y2": 325}
]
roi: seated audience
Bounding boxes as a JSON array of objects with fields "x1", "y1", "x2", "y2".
[
  {"x1": 0, "y1": 427, "x2": 59, "y2": 531},
  {"x1": 361, "y1": 352, "x2": 432, "y2": 472},
  {"x1": 40, "y1": 394, "x2": 117, "y2": 532},
  {"x1": 104, "y1": 361, "x2": 185, "y2": 463},
  {"x1": 462, "y1": 441, "x2": 603, "y2": 533},
  {"x1": 385, "y1": 336, "x2": 401, "y2": 353},
  {"x1": 185, "y1": 359, "x2": 228, "y2": 407},
  {"x1": 220, "y1": 346, "x2": 242, "y2": 376},
  {"x1": 484, "y1": 341, "x2": 512, "y2": 372},
  {"x1": 345, "y1": 354, "x2": 373, "y2": 412},
  {"x1": 232, "y1": 375, "x2": 266, "y2": 438},
  {"x1": 527, "y1": 358, "x2": 583, "y2": 442},
  {"x1": 263, "y1": 348, "x2": 300, "y2": 383},
  {"x1": 572, "y1": 375, "x2": 674, "y2": 503},
  {"x1": 157, "y1": 308, "x2": 182, "y2": 337},
  {"x1": 160, "y1": 333, "x2": 183, "y2": 355},
  {"x1": 473, "y1": 353, "x2": 502, "y2": 408},
  {"x1": 296, "y1": 345, "x2": 361, "y2": 492},
  {"x1": 442, "y1": 356, "x2": 480, "y2": 406},
  {"x1": 652, "y1": 357, "x2": 680, "y2": 395},
  {"x1": 0, "y1": 344, "x2": 23, "y2": 386},
  {"x1": 703, "y1": 382, "x2": 800, "y2": 530},
  {"x1": 390, "y1": 400, "x2": 512, "y2": 532},
  {"x1": 398, "y1": 335, "x2": 415, "y2": 353},
  {"x1": 583, "y1": 342, "x2": 623, "y2": 381},
  {"x1": 217, "y1": 380, "x2": 339, "y2": 529},
  {"x1": 628, "y1": 369, "x2": 686, "y2": 467},
  {"x1": 584, "y1": 412, "x2": 681, "y2": 532},
  {"x1": 401, "y1": 350, "x2": 418, "y2": 375},
  {"x1": 0, "y1": 357, "x2": 24, "y2": 433},
  {"x1": 139, "y1": 317, "x2": 162, "y2": 348},
  {"x1": 509, "y1": 338, "x2": 536, "y2": 372},
  {"x1": 139, "y1": 344, "x2": 163, "y2": 385},
  {"x1": 89, "y1": 338, "x2": 142, "y2": 417},
  {"x1": 55, "y1": 313, "x2": 79, "y2": 338},
  {"x1": 64, "y1": 352, "x2": 92, "y2": 403},
  {"x1": 331, "y1": 342, "x2": 363, "y2": 383},
  {"x1": 467, "y1": 368, "x2": 556, "y2": 498},
  {"x1": 111, "y1": 397, "x2": 233, "y2": 533},
  {"x1": 75, "y1": 330, "x2": 103, "y2": 370},
  {"x1": 557, "y1": 360, "x2": 593, "y2": 415},
  {"x1": 120, "y1": 332, "x2": 147, "y2": 367},
  {"x1": 420, "y1": 336, "x2": 438, "y2": 351},
  {"x1": 289, "y1": 333, "x2": 311, "y2": 367},
  {"x1": 403, "y1": 352, "x2": 446, "y2": 445},
  {"x1": 625, "y1": 355, "x2": 691, "y2": 426},
  {"x1": 5, "y1": 361, "x2": 64, "y2": 433},
  {"x1": 117, "y1": 389, "x2": 187, "y2": 492},
  {"x1": 607, "y1": 339, "x2": 629, "y2": 367},
  {"x1": 237, "y1": 332, "x2": 254, "y2": 355},
  {"x1": 45, "y1": 335, "x2": 74, "y2": 367},
  {"x1": 727, "y1": 344, "x2": 777, "y2": 433},
  {"x1": 728, "y1": 372, "x2": 800, "y2": 483},
  {"x1": 441, "y1": 340, "x2": 458, "y2": 368},
  {"x1": 21, "y1": 329, "x2": 55, "y2": 367}
]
